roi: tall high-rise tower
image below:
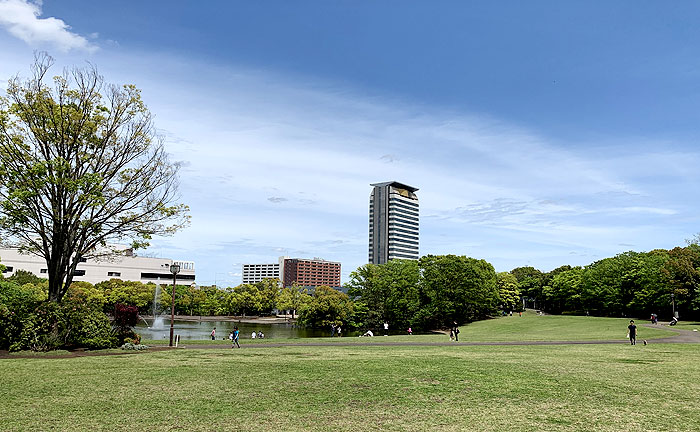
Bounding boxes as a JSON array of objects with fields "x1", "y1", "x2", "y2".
[{"x1": 368, "y1": 181, "x2": 419, "y2": 264}]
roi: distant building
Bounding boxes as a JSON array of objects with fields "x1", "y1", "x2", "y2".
[
  {"x1": 241, "y1": 263, "x2": 280, "y2": 284},
  {"x1": 0, "y1": 246, "x2": 195, "y2": 285},
  {"x1": 369, "y1": 181, "x2": 419, "y2": 264},
  {"x1": 281, "y1": 256, "x2": 341, "y2": 288}
]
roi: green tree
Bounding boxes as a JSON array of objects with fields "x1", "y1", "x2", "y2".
[
  {"x1": 0, "y1": 54, "x2": 188, "y2": 302},
  {"x1": 545, "y1": 267, "x2": 584, "y2": 313},
  {"x1": 662, "y1": 246, "x2": 700, "y2": 319},
  {"x1": 417, "y1": 255, "x2": 498, "y2": 328},
  {"x1": 346, "y1": 260, "x2": 419, "y2": 330},
  {"x1": 580, "y1": 256, "x2": 625, "y2": 316},
  {"x1": 496, "y1": 272, "x2": 521, "y2": 311},
  {"x1": 297, "y1": 285, "x2": 354, "y2": 328},
  {"x1": 511, "y1": 266, "x2": 544, "y2": 309},
  {"x1": 229, "y1": 283, "x2": 275, "y2": 316},
  {"x1": 96, "y1": 279, "x2": 154, "y2": 311},
  {"x1": 276, "y1": 283, "x2": 309, "y2": 319},
  {"x1": 254, "y1": 278, "x2": 279, "y2": 313}
]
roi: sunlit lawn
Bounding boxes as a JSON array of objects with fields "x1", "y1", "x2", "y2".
[
  {"x1": 2, "y1": 343, "x2": 699, "y2": 431},
  {"x1": 455, "y1": 312, "x2": 677, "y2": 341}
]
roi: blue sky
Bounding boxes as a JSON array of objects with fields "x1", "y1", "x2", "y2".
[{"x1": 1, "y1": 1, "x2": 699, "y2": 286}]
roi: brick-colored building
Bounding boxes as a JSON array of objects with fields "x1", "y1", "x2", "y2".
[{"x1": 282, "y1": 257, "x2": 341, "y2": 288}]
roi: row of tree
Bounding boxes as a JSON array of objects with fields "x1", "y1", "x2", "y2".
[
  {"x1": 346, "y1": 255, "x2": 504, "y2": 331},
  {"x1": 0, "y1": 268, "x2": 353, "y2": 326},
  {"x1": 511, "y1": 243, "x2": 700, "y2": 320}
]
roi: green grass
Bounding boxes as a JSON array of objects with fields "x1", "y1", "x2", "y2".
[
  {"x1": 673, "y1": 321, "x2": 700, "y2": 330},
  {"x1": 142, "y1": 313, "x2": 677, "y2": 346},
  {"x1": 455, "y1": 312, "x2": 677, "y2": 341},
  {"x1": 2, "y1": 343, "x2": 699, "y2": 431}
]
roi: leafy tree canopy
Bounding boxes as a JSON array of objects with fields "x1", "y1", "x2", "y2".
[{"x1": 0, "y1": 54, "x2": 189, "y2": 302}]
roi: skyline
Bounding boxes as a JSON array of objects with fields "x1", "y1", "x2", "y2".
[{"x1": 1, "y1": 1, "x2": 700, "y2": 286}]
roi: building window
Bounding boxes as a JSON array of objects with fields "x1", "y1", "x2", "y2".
[
  {"x1": 73, "y1": 270, "x2": 86, "y2": 276},
  {"x1": 40, "y1": 269, "x2": 48, "y2": 274},
  {"x1": 1, "y1": 266, "x2": 12, "y2": 273},
  {"x1": 108, "y1": 272, "x2": 121, "y2": 277}
]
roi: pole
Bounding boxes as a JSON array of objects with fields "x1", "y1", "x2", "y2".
[
  {"x1": 671, "y1": 293, "x2": 676, "y2": 318},
  {"x1": 169, "y1": 272, "x2": 177, "y2": 347}
]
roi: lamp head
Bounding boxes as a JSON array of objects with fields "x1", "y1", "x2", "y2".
[{"x1": 170, "y1": 263, "x2": 181, "y2": 275}]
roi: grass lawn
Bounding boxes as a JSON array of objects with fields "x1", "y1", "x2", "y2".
[
  {"x1": 673, "y1": 321, "x2": 700, "y2": 330},
  {"x1": 455, "y1": 313, "x2": 677, "y2": 341},
  {"x1": 143, "y1": 313, "x2": 677, "y2": 346},
  {"x1": 2, "y1": 343, "x2": 699, "y2": 431}
]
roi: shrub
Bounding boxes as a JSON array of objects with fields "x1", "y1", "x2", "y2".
[
  {"x1": 10, "y1": 301, "x2": 64, "y2": 352},
  {"x1": 7, "y1": 299, "x2": 117, "y2": 352},
  {"x1": 63, "y1": 301, "x2": 118, "y2": 349},
  {"x1": 0, "y1": 280, "x2": 47, "y2": 349},
  {"x1": 113, "y1": 303, "x2": 139, "y2": 344}
]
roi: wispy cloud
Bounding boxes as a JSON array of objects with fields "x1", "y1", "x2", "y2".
[
  {"x1": 111, "y1": 53, "x2": 696, "y2": 277},
  {"x1": 0, "y1": 0, "x2": 96, "y2": 52},
  {"x1": 2, "y1": 46, "x2": 698, "y2": 280}
]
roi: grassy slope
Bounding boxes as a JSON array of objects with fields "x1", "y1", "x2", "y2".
[
  {"x1": 456, "y1": 313, "x2": 677, "y2": 341},
  {"x1": 2, "y1": 344, "x2": 699, "y2": 431},
  {"x1": 143, "y1": 313, "x2": 677, "y2": 346}
]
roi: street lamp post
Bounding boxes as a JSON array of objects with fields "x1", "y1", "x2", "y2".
[
  {"x1": 671, "y1": 293, "x2": 676, "y2": 319},
  {"x1": 169, "y1": 263, "x2": 181, "y2": 347}
]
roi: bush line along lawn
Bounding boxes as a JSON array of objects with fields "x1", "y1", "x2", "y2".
[
  {"x1": 2, "y1": 343, "x2": 699, "y2": 431},
  {"x1": 143, "y1": 314, "x2": 678, "y2": 346}
]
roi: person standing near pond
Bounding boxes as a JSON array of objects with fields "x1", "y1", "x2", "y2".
[
  {"x1": 627, "y1": 320, "x2": 637, "y2": 345},
  {"x1": 211, "y1": 327, "x2": 216, "y2": 341},
  {"x1": 232, "y1": 327, "x2": 240, "y2": 348}
]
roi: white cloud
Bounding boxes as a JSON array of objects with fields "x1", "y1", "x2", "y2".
[
  {"x1": 2, "y1": 47, "x2": 698, "y2": 280},
  {"x1": 0, "y1": 0, "x2": 96, "y2": 52}
]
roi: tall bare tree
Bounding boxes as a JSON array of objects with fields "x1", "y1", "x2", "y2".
[{"x1": 0, "y1": 53, "x2": 189, "y2": 302}]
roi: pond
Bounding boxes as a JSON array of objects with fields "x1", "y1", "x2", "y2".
[
  {"x1": 135, "y1": 318, "x2": 414, "y2": 340},
  {"x1": 135, "y1": 319, "x2": 334, "y2": 341}
]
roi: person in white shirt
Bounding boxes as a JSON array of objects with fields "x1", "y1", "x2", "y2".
[{"x1": 251, "y1": 331, "x2": 256, "y2": 339}]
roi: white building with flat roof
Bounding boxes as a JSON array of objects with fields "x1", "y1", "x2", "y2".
[
  {"x1": 0, "y1": 247, "x2": 195, "y2": 285},
  {"x1": 241, "y1": 263, "x2": 280, "y2": 284}
]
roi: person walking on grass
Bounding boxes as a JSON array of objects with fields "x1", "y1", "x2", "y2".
[
  {"x1": 627, "y1": 320, "x2": 637, "y2": 345},
  {"x1": 453, "y1": 322, "x2": 460, "y2": 342},
  {"x1": 232, "y1": 327, "x2": 240, "y2": 348}
]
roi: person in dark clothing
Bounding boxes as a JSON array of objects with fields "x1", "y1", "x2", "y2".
[
  {"x1": 453, "y1": 322, "x2": 460, "y2": 342},
  {"x1": 628, "y1": 320, "x2": 637, "y2": 345}
]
